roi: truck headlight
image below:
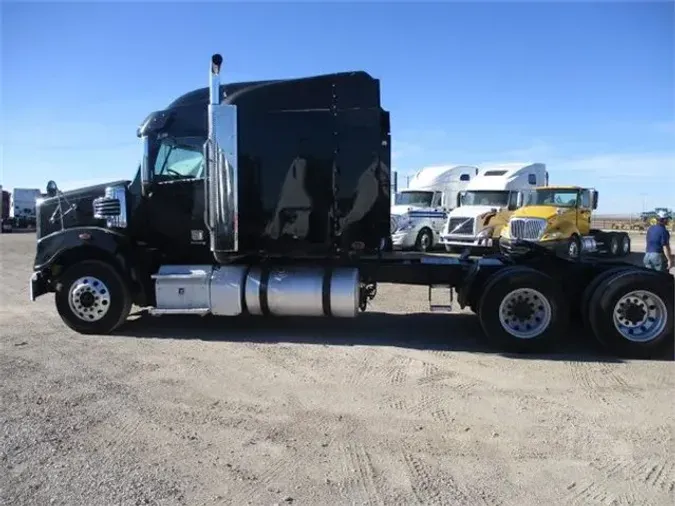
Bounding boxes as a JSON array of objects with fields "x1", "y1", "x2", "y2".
[
  {"x1": 476, "y1": 227, "x2": 494, "y2": 239},
  {"x1": 396, "y1": 219, "x2": 414, "y2": 232}
]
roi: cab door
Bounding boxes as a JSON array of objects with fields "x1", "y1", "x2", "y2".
[
  {"x1": 577, "y1": 189, "x2": 593, "y2": 236},
  {"x1": 430, "y1": 191, "x2": 445, "y2": 235},
  {"x1": 142, "y1": 135, "x2": 212, "y2": 263}
]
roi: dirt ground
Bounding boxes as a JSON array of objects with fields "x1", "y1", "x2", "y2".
[{"x1": 1, "y1": 232, "x2": 673, "y2": 506}]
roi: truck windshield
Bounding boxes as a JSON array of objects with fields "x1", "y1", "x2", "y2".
[
  {"x1": 395, "y1": 191, "x2": 434, "y2": 207},
  {"x1": 461, "y1": 190, "x2": 509, "y2": 206},
  {"x1": 529, "y1": 189, "x2": 578, "y2": 207}
]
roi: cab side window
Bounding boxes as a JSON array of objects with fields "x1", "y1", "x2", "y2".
[
  {"x1": 432, "y1": 192, "x2": 442, "y2": 207},
  {"x1": 154, "y1": 136, "x2": 205, "y2": 181},
  {"x1": 508, "y1": 192, "x2": 519, "y2": 210},
  {"x1": 580, "y1": 190, "x2": 591, "y2": 208}
]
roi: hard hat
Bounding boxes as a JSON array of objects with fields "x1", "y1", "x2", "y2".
[{"x1": 657, "y1": 210, "x2": 669, "y2": 220}]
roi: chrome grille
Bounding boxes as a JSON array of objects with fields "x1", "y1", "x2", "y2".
[
  {"x1": 510, "y1": 218, "x2": 546, "y2": 240},
  {"x1": 446, "y1": 217, "x2": 474, "y2": 235}
]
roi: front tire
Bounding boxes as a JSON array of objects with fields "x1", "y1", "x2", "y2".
[
  {"x1": 566, "y1": 234, "x2": 582, "y2": 260},
  {"x1": 55, "y1": 260, "x2": 132, "y2": 335},
  {"x1": 415, "y1": 228, "x2": 433, "y2": 252},
  {"x1": 478, "y1": 266, "x2": 568, "y2": 353}
]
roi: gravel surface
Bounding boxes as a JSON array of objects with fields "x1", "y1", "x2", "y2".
[{"x1": 1, "y1": 232, "x2": 673, "y2": 506}]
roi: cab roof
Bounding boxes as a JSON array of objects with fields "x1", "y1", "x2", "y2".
[{"x1": 536, "y1": 185, "x2": 584, "y2": 190}]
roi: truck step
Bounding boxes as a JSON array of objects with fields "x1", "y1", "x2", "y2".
[
  {"x1": 428, "y1": 284, "x2": 453, "y2": 313},
  {"x1": 149, "y1": 308, "x2": 210, "y2": 316},
  {"x1": 429, "y1": 304, "x2": 453, "y2": 313}
]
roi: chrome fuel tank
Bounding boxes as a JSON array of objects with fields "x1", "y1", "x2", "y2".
[{"x1": 244, "y1": 266, "x2": 360, "y2": 317}]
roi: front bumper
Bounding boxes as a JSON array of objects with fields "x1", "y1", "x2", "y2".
[
  {"x1": 29, "y1": 271, "x2": 49, "y2": 301},
  {"x1": 391, "y1": 231, "x2": 418, "y2": 249},
  {"x1": 499, "y1": 237, "x2": 564, "y2": 256},
  {"x1": 439, "y1": 234, "x2": 495, "y2": 249}
]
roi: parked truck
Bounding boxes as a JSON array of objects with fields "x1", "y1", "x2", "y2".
[
  {"x1": 390, "y1": 165, "x2": 478, "y2": 251},
  {"x1": 28, "y1": 54, "x2": 673, "y2": 358},
  {"x1": 439, "y1": 163, "x2": 548, "y2": 253},
  {"x1": 500, "y1": 185, "x2": 632, "y2": 259},
  {"x1": 0, "y1": 186, "x2": 12, "y2": 233},
  {"x1": 10, "y1": 187, "x2": 41, "y2": 229}
]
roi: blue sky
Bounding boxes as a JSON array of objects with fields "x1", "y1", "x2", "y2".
[{"x1": 2, "y1": 0, "x2": 673, "y2": 214}]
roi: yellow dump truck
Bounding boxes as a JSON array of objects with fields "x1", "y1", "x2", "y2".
[{"x1": 499, "y1": 185, "x2": 631, "y2": 259}]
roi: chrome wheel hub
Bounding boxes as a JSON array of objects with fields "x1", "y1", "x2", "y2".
[
  {"x1": 498, "y1": 288, "x2": 552, "y2": 339},
  {"x1": 68, "y1": 276, "x2": 111, "y2": 322},
  {"x1": 569, "y1": 241, "x2": 579, "y2": 258},
  {"x1": 612, "y1": 290, "x2": 667, "y2": 343}
]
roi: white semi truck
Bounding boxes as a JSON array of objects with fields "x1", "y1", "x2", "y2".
[
  {"x1": 439, "y1": 162, "x2": 548, "y2": 253},
  {"x1": 390, "y1": 165, "x2": 479, "y2": 251},
  {"x1": 10, "y1": 188, "x2": 42, "y2": 229}
]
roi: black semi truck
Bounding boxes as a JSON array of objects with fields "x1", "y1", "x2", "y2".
[{"x1": 29, "y1": 54, "x2": 673, "y2": 358}]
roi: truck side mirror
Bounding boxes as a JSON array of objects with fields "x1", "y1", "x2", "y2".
[
  {"x1": 140, "y1": 136, "x2": 152, "y2": 197},
  {"x1": 516, "y1": 192, "x2": 524, "y2": 208},
  {"x1": 46, "y1": 180, "x2": 58, "y2": 198},
  {"x1": 591, "y1": 190, "x2": 598, "y2": 210},
  {"x1": 456, "y1": 192, "x2": 465, "y2": 207}
]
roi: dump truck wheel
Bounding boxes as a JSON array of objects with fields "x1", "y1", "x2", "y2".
[
  {"x1": 588, "y1": 270, "x2": 674, "y2": 359},
  {"x1": 54, "y1": 260, "x2": 132, "y2": 335},
  {"x1": 478, "y1": 266, "x2": 568, "y2": 353}
]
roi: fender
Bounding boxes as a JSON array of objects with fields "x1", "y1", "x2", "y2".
[{"x1": 31, "y1": 227, "x2": 148, "y2": 303}]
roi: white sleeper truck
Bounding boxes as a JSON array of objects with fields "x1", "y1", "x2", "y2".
[
  {"x1": 390, "y1": 165, "x2": 479, "y2": 251},
  {"x1": 439, "y1": 162, "x2": 548, "y2": 253}
]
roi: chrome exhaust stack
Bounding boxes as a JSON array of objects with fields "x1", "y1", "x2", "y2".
[{"x1": 205, "y1": 53, "x2": 239, "y2": 259}]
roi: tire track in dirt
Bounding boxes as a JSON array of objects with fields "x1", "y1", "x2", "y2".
[
  {"x1": 401, "y1": 450, "x2": 502, "y2": 505},
  {"x1": 590, "y1": 457, "x2": 675, "y2": 495},
  {"x1": 563, "y1": 479, "x2": 649, "y2": 506},
  {"x1": 336, "y1": 442, "x2": 385, "y2": 506},
  {"x1": 567, "y1": 362, "x2": 641, "y2": 406}
]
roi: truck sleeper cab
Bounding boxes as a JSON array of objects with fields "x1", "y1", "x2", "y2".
[
  {"x1": 500, "y1": 186, "x2": 632, "y2": 260},
  {"x1": 390, "y1": 165, "x2": 478, "y2": 252},
  {"x1": 28, "y1": 54, "x2": 673, "y2": 359},
  {"x1": 439, "y1": 163, "x2": 547, "y2": 253}
]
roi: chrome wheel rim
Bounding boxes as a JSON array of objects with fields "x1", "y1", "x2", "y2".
[
  {"x1": 420, "y1": 233, "x2": 431, "y2": 251},
  {"x1": 569, "y1": 240, "x2": 579, "y2": 258},
  {"x1": 612, "y1": 290, "x2": 668, "y2": 343},
  {"x1": 611, "y1": 238, "x2": 618, "y2": 255},
  {"x1": 498, "y1": 288, "x2": 552, "y2": 339},
  {"x1": 68, "y1": 276, "x2": 111, "y2": 322},
  {"x1": 621, "y1": 236, "x2": 630, "y2": 254}
]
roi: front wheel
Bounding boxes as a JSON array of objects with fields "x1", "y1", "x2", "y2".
[
  {"x1": 415, "y1": 228, "x2": 433, "y2": 252},
  {"x1": 566, "y1": 234, "x2": 582, "y2": 260},
  {"x1": 54, "y1": 260, "x2": 132, "y2": 335},
  {"x1": 477, "y1": 266, "x2": 568, "y2": 353}
]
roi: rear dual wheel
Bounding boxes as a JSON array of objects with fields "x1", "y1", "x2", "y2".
[
  {"x1": 585, "y1": 269, "x2": 673, "y2": 359},
  {"x1": 478, "y1": 266, "x2": 568, "y2": 353}
]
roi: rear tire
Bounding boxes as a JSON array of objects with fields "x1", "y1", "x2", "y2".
[
  {"x1": 54, "y1": 260, "x2": 132, "y2": 335},
  {"x1": 607, "y1": 233, "x2": 620, "y2": 256},
  {"x1": 581, "y1": 266, "x2": 640, "y2": 331},
  {"x1": 618, "y1": 232, "x2": 631, "y2": 257},
  {"x1": 478, "y1": 266, "x2": 568, "y2": 353},
  {"x1": 588, "y1": 270, "x2": 674, "y2": 359}
]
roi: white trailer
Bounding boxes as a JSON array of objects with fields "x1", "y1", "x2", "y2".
[
  {"x1": 390, "y1": 165, "x2": 479, "y2": 251},
  {"x1": 439, "y1": 162, "x2": 548, "y2": 252},
  {"x1": 10, "y1": 188, "x2": 41, "y2": 228}
]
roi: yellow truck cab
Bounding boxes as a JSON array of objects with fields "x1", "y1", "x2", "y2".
[{"x1": 500, "y1": 185, "x2": 632, "y2": 259}]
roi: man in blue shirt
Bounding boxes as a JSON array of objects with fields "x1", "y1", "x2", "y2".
[{"x1": 644, "y1": 210, "x2": 673, "y2": 272}]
